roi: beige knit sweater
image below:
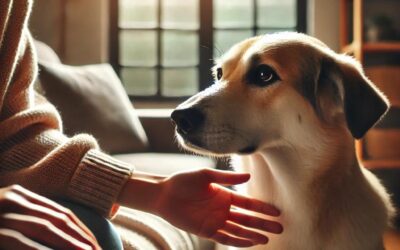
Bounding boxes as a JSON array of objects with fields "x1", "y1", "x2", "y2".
[{"x1": 0, "y1": 0, "x2": 133, "y2": 217}]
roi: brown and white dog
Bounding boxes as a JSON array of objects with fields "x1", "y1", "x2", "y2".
[{"x1": 171, "y1": 32, "x2": 395, "y2": 250}]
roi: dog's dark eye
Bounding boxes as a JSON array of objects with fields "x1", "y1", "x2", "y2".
[
  {"x1": 217, "y1": 68, "x2": 223, "y2": 80},
  {"x1": 249, "y1": 64, "x2": 280, "y2": 87}
]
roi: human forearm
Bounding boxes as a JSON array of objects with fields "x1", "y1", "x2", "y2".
[{"x1": 117, "y1": 171, "x2": 166, "y2": 214}]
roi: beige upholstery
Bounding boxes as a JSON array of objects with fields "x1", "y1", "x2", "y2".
[
  {"x1": 113, "y1": 153, "x2": 215, "y2": 175},
  {"x1": 113, "y1": 207, "x2": 214, "y2": 250},
  {"x1": 37, "y1": 62, "x2": 149, "y2": 154}
]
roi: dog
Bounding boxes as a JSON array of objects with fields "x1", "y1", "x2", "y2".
[{"x1": 171, "y1": 32, "x2": 395, "y2": 250}]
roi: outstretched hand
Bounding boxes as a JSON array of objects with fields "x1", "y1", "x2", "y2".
[{"x1": 156, "y1": 169, "x2": 283, "y2": 247}]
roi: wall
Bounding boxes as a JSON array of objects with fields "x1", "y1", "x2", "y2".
[
  {"x1": 30, "y1": 0, "x2": 109, "y2": 65},
  {"x1": 307, "y1": 0, "x2": 340, "y2": 52},
  {"x1": 29, "y1": 1, "x2": 63, "y2": 55}
]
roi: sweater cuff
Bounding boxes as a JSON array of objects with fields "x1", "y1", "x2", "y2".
[{"x1": 67, "y1": 149, "x2": 133, "y2": 217}]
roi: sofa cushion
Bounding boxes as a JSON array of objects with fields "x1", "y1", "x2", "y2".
[
  {"x1": 113, "y1": 207, "x2": 214, "y2": 250},
  {"x1": 113, "y1": 153, "x2": 216, "y2": 175},
  {"x1": 37, "y1": 62, "x2": 149, "y2": 154},
  {"x1": 33, "y1": 40, "x2": 62, "y2": 64}
]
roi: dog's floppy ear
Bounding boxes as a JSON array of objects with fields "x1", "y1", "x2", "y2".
[
  {"x1": 338, "y1": 58, "x2": 389, "y2": 139},
  {"x1": 310, "y1": 58, "x2": 344, "y2": 125},
  {"x1": 315, "y1": 56, "x2": 389, "y2": 139}
]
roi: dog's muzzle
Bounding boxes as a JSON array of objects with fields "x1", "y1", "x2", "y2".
[{"x1": 171, "y1": 108, "x2": 205, "y2": 135}]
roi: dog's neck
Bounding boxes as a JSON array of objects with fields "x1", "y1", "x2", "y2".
[
  {"x1": 233, "y1": 124, "x2": 361, "y2": 212},
  {"x1": 259, "y1": 127, "x2": 359, "y2": 186}
]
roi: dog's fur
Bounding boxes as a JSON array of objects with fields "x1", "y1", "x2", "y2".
[{"x1": 172, "y1": 32, "x2": 395, "y2": 250}]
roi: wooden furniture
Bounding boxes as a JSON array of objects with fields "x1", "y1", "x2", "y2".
[
  {"x1": 340, "y1": 0, "x2": 400, "y2": 170},
  {"x1": 340, "y1": 1, "x2": 400, "y2": 249}
]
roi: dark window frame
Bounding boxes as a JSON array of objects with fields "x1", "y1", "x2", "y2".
[{"x1": 109, "y1": 0, "x2": 307, "y2": 102}]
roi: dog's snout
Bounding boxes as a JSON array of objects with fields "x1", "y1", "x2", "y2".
[{"x1": 171, "y1": 108, "x2": 205, "y2": 134}]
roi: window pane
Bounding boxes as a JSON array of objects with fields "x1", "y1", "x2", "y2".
[
  {"x1": 119, "y1": 0, "x2": 157, "y2": 28},
  {"x1": 256, "y1": 28, "x2": 295, "y2": 36},
  {"x1": 214, "y1": 30, "x2": 253, "y2": 57},
  {"x1": 257, "y1": 0, "x2": 296, "y2": 28},
  {"x1": 214, "y1": 0, "x2": 253, "y2": 28},
  {"x1": 162, "y1": 0, "x2": 199, "y2": 29},
  {"x1": 121, "y1": 68, "x2": 157, "y2": 96},
  {"x1": 120, "y1": 30, "x2": 157, "y2": 67},
  {"x1": 161, "y1": 68, "x2": 198, "y2": 97},
  {"x1": 162, "y1": 31, "x2": 198, "y2": 67}
]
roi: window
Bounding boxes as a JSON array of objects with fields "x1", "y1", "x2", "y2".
[{"x1": 110, "y1": 0, "x2": 306, "y2": 101}]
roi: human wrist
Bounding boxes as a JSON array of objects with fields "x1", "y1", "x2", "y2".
[{"x1": 117, "y1": 171, "x2": 166, "y2": 213}]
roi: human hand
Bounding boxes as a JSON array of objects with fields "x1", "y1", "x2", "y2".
[
  {"x1": 0, "y1": 185, "x2": 101, "y2": 250},
  {"x1": 156, "y1": 169, "x2": 283, "y2": 247}
]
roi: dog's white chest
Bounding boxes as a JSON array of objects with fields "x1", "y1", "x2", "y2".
[
  {"x1": 229, "y1": 155, "x2": 316, "y2": 250},
  {"x1": 225, "y1": 153, "x2": 390, "y2": 250}
]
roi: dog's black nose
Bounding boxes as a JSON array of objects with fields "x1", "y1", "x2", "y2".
[{"x1": 171, "y1": 108, "x2": 205, "y2": 134}]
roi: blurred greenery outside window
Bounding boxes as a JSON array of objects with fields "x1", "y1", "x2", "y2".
[{"x1": 113, "y1": 0, "x2": 306, "y2": 102}]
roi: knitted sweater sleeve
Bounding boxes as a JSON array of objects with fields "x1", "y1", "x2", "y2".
[{"x1": 0, "y1": 0, "x2": 133, "y2": 217}]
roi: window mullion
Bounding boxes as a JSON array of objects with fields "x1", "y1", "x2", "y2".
[
  {"x1": 252, "y1": 0, "x2": 257, "y2": 36},
  {"x1": 297, "y1": 0, "x2": 307, "y2": 33},
  {"x1": 156, "y1": 0, "x2": 162, "y2": 97},
  {"x1": 109, "y1": 0, "x2": 120, "y2": 75},
  {"x1": 199, "y1": 0, "x2": 214, "y2": 91}
]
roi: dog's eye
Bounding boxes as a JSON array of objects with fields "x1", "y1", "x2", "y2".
[
  {"x1": 217, "y1": 68, "x2": 223, "y2": 80},
  {"x1": 250, "y1": 65, "x2": 280, "y2": 87}
]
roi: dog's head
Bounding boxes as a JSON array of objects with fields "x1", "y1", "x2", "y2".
[{"x1": 171, "y1": 32, "x2": 389, "y2": 156}]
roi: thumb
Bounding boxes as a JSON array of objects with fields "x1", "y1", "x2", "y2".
[{"x1": 204, "y1": 169, "x2": 250, "y2": 185}]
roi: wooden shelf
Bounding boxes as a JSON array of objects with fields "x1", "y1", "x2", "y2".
[
  {"x1": 363, "y1": 42, "x2": 400, "y2": 52},
  {"x1": 391, "y1": 101, "x2": 400, "y2": 109},
  {"x1": 341, "y1": 0, "x2": 400, "y2": 170},
  {"x1": 342, "y1": 43, "x2": 355, "y2": 54},
  {"x1": 341, "y1": 42, "x2": 400, "y2": 54},
  {"x1": 362, "y1": 159, "x2": 400, "y2": 169}
]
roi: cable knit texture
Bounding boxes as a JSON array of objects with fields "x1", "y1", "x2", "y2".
[{"x1": 0, "y1": 0, "x2": 133, "y2": 217}]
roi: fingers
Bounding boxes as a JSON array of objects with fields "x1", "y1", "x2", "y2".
[
  {"x1": 0, "y1": 186, "x2": 100, "y2": 249},
  {"x1": 0, "y1": 228, "x2": 51, "y2": 250},
  {"x1": 211, "y1": 230, "x2": 255, "y2": 248},
  {"x1": 203, "y1": 169, "x2": 251, "y2": 185},
  {"x1": 12, "y1": 186, "x2": 97, "y2": 241},
  {"x1": 222, "y1": 221, "x2": 268, "y2": 244},
  {"x1": 11, "y1": 185, "x2": 66, "y2": 213},
  {"x1": 0, "y1": 214, "x2": 92, "y2": 250},
  {"x1": 231, "y1": 193, "x2": 280, "y2": 216},
  {"x1": 229, "y1": 210, "x2": 283, "y2": 234},
  {"x1": 211, "y1": 213, "x2": 281, "y2": 248},
  {"x1": 29, "y1": 208, "x2": 100, "y2": 250}
]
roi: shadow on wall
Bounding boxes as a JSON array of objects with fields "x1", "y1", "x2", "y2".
[{"x1": 29, "y1": 0, "x2": 108, "y2": 65}]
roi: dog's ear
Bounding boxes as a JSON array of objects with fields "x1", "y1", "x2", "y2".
[
  {"x1": 314, "y1": 56, "x2": 389, "y2": 139},
  {"x1": 311, "y1": 59, "x2": 345, "y2": 126},
  {"x1": 338, "y1": 58, "x2": 389, "y2": 139}
]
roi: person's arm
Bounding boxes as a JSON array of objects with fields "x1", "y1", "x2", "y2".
[
  {"x1": 118, "y1": 168, "x2": 283, "y2": 248},
  {"x1": 0, "y1": 0, "x2": 132, "y2": 218},
  {"x1": 0, "y1": 185, "x2": 100, "y2": 250}
]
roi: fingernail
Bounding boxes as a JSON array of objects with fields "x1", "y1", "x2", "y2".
[
  {"x1": 276, "y1": 224, "x2": 284, "y2": 234},
  {"x1": 258, "y1": 237, "x2": 269, "y2": 245},
  {"x1": 273, "y1": 223, "x2": 284, "y2": 234},
  {"x1": 266, "y1": 206, "x2": 281, "y2": 216}
]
